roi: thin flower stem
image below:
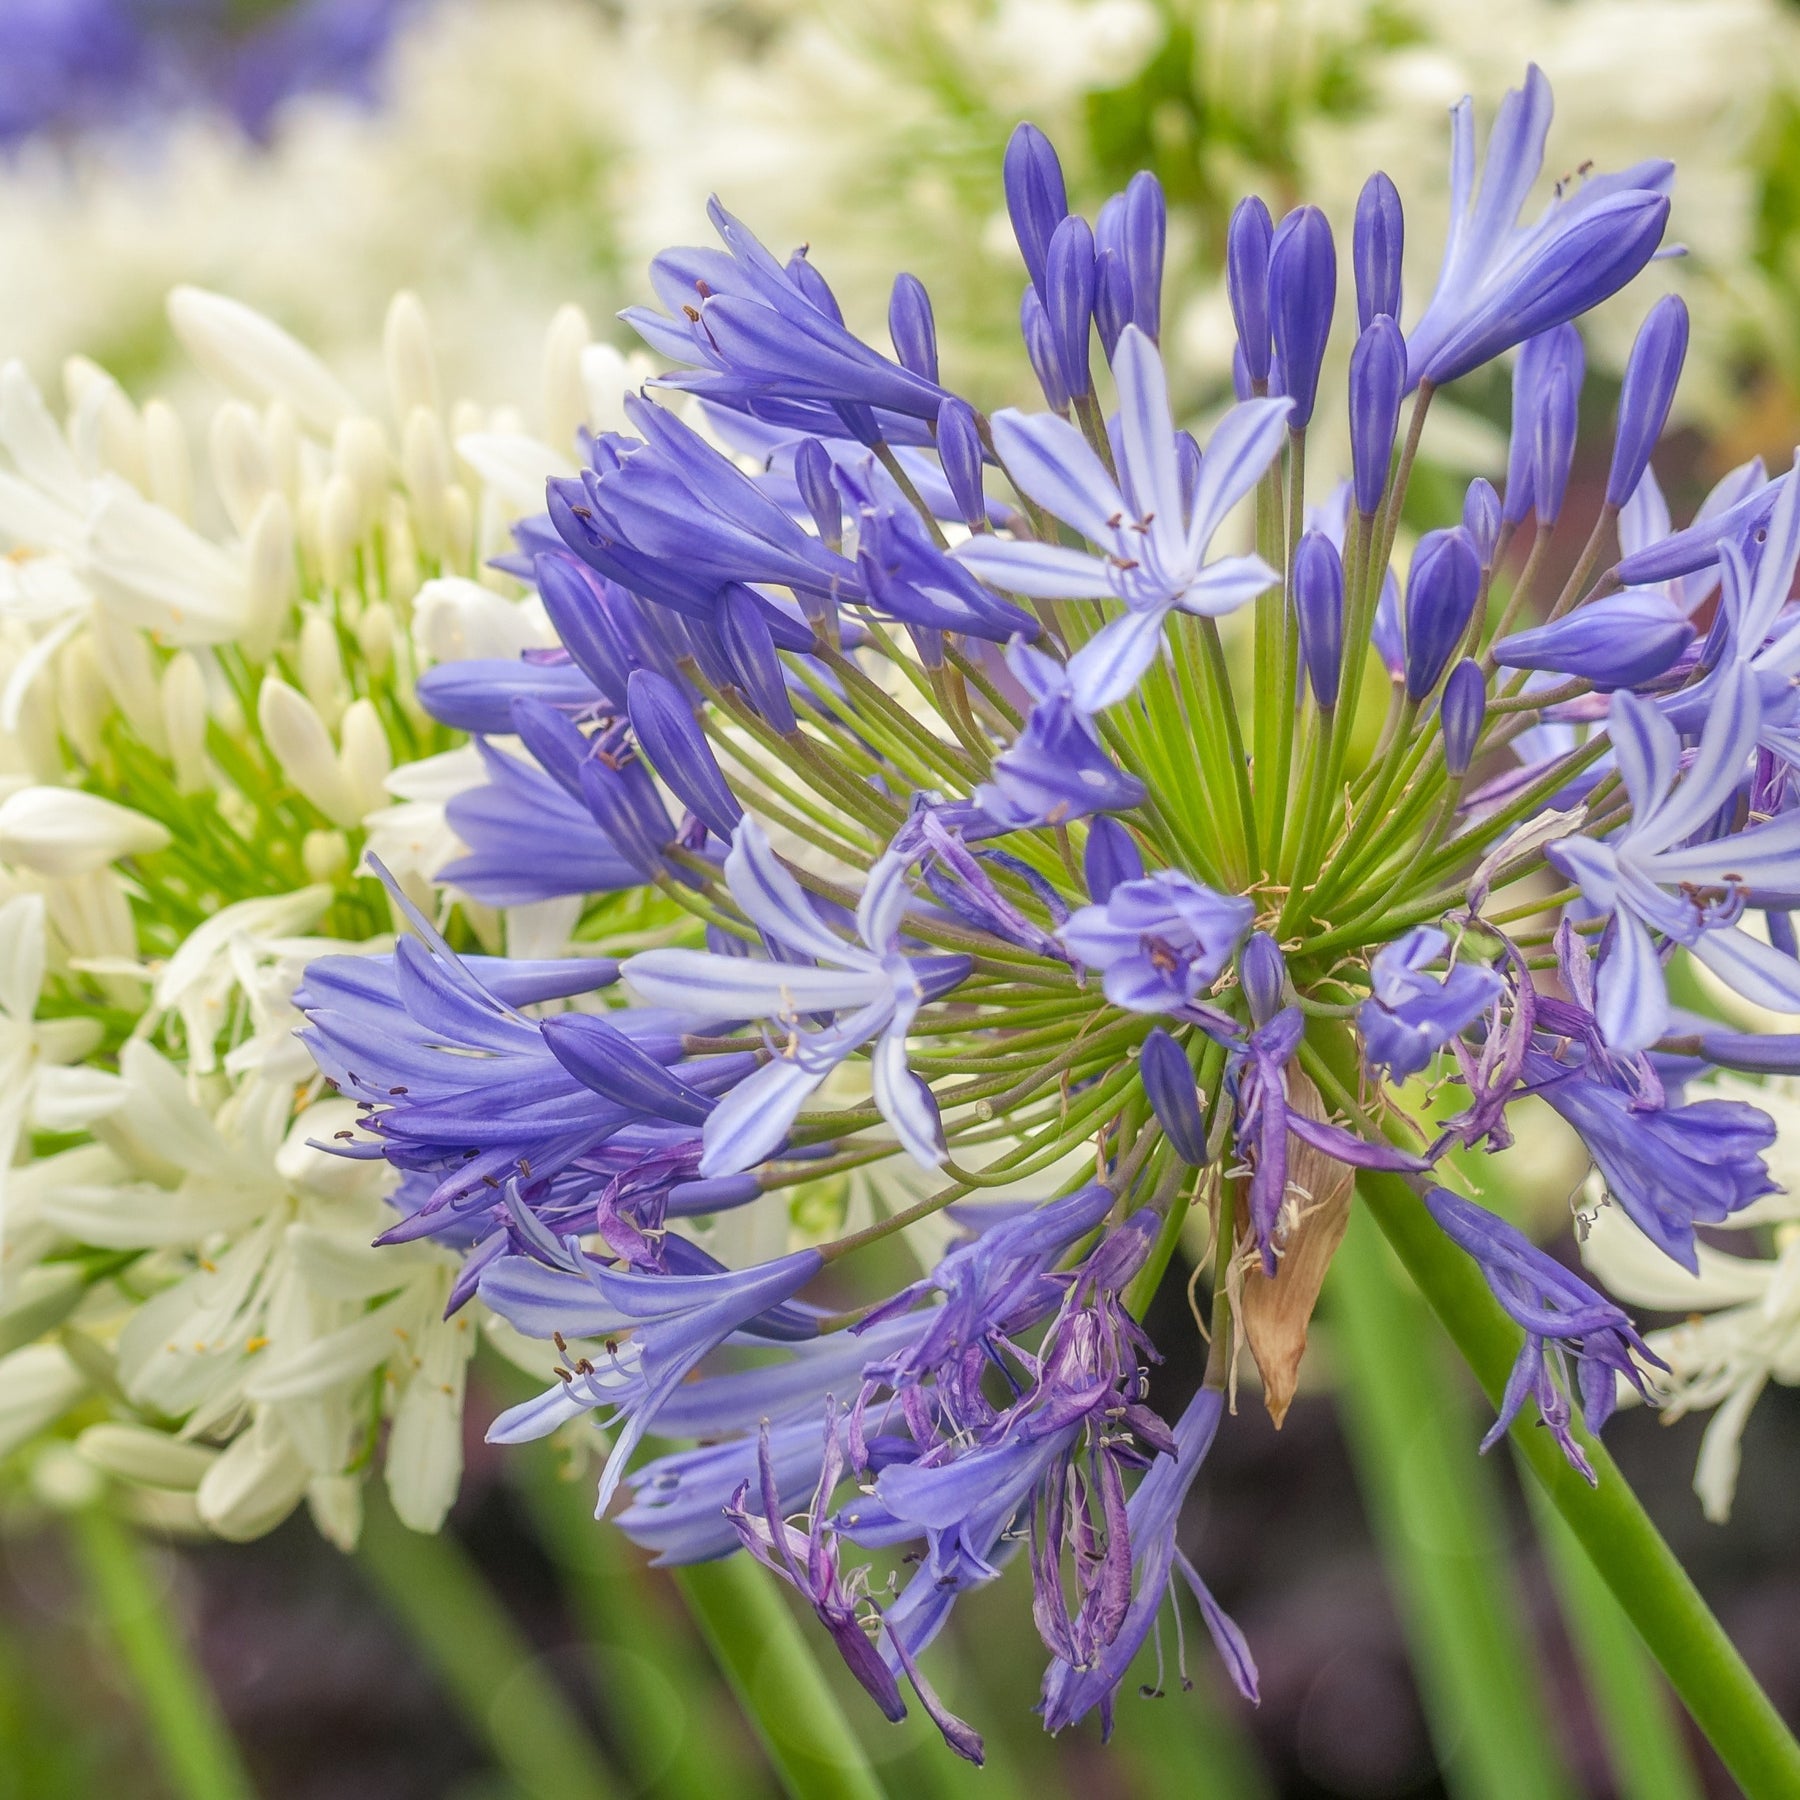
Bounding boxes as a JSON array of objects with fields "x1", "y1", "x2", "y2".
[
  {"x1": 69, "y1": 1508, "x2": 257, "y2": 1800},
  {"x1": 1267, "y1": 428, "x2": 1308, "y2": 870},
  {"x1": 1542, "y1": 504, "x2": 1620, "y2": 625},
  {"x1": 1199, "y1": 617, "x2": 1260, "y2": 876},
  {"x1": 1201, "y1": 1176, "x2": 1239, "y2": 1389},
  {"x1": 1251, "y1": 452, "x2": 1289, "y2": 861},
  {"x1": 1481, "y1": 524, "x2": 1556, "y2": 665}
]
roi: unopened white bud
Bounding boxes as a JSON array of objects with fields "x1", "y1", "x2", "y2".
[
  {"x1": 297, "y1": 611, "x2": 347, "y2": 727},
  {"x1": 195, "y1": 1410, "x2": 308, "y2": 1541},
  {"x1": 31, "y1": 1442, "x2": 104, "y2": 1512},
  {"x1": 302, "y1": 827, "x2": 350, "y2": 883},
  {"x1": 401, "y1": 405, "x2": 449, "y2": 557},
  {"x1": 56, "y1": 633, "x2": 111, "y2": 765},
  {"x1": 355, "y1": 601, "x2": 397, "y2": 682},
  {"x1": 258, "y1": 676, "x2": 359, "y2": 827},
  {"x1": 450, "y1": 398, "x2": 484, "y2": 441},
  {"x1": 382, "y1": 496, "x2": 419, "y2": 603},
  {"x1": 90, "y1": 624, "x2": 167, "y2": 753},
  {"x1": 333, "y1": 416, "x2": 389, "y2": 528},
  {"x1": 77, "y1": 1422, "x2": 217, "y2": 1491},
  {"x1": 0, "y1": 1344, "x2": 84, "y2": 1459},
  {"x1": 141, "y1": 398, "x2": 193, "y2": 521},
  {"x1": 168, "y1": 286, "x2": 353, "y2": 435},
  {"x1": 159, "y1": 651, "x2": 209, "y2": 794},
  {"x1": 383, "y1": 292, "x2": 438, "y2": 422},
  {"x1": 0, "y1": 785, "x2": 171, "y2": 875},
  {"x1": 63, "y1": 356, "x2": 145, "y2": 485},
  {"x1": 209, "y1": 400, "x2": 273, "y2": 534},
  {"x1": 318, "y1": 472, "x2": 362, "y2": 589},
  {"x1": 339, "y1": 698, "x2": 392, "y2": 819},
  {"x1": 542, "y1": 302, "x2": 591, "y2": 456},
  {"x1": 443, "y1": 481, "x2": 473, "y2": 575},
  {"x1": 307, "y1": 1474, "x2": 363, "y2": 1552},
  {"x1": 243, "y1": 491, "x2": 296, "y2": 661}
]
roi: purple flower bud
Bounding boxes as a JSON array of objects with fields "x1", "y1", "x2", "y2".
[
  {"x1": 1021, "y1": 286, "x2": 1071, "y2": 412},
  {"x1": 889, "y1": 273, "x2": 939, "y2": 385},
  {"x1": 1239, "y1": 932, "x2": 1287, "y2": 1026},
  {"x1": 1084, "y1": 815, "x2": 1143, "y2": 901},
  {"x1": 1293, "y1": 530, "x2": 1345, "y2": 708},
  {"x1": 793, "y1": 437, "x2": 842, "y2": 551},
  {"x1": 577, "y1": 753, "x2": 674, "y2": 883},
  {"x1": 1403, "y1": 527, "x2": 1482, "y2": 702},
  {"x1": 1503, "y1": 325, "x2": 1584, "y2": 526},
  {"x1": 1269, "y1": 205, "x2": 1335, "y2": 428},
  {"x1": 1606, "y1": 294, "x2": 1688, "y2": 509},
  {"x1": 627, "y1": 668, "x2": 743, "y2": 841},
  {"x1": 718, "y1": 586, "x2": 797, "y2": 734},
  {"x1": 1004, "y1": 121, "x2": 1069, "y2": 297},
  {"x1": 935, "y1": 397, "x2": 987, "y2": 531},
  {"x1": 533, "y1": 552, "x2": 633, "y2": 712},
  {"x1": 1227, "y1": 196, "x2": 1274, "y2": 384},
  {"x1": 1462, "y1": 477, "x2": 1502, "y2": 566},
  {"x1": 1140, "y1": 1027, "x2": 1209, "y2": 1164},
  {"x1": 1349, "y1": 315, "x2": 1405, "y2": 515},
  {"x1": 1044, "y1": 213, "x2": 1096, "y2": 399},
  {"x1": 1534, "y1": 361, "x2": 1578, "y2": 526},
  {"x1": 1439, "y1": 658, "x2": 1486, "y2": 777},
  {"x1": 1494, "y1": 589, "x2": 1695, "y2": 690},
  {"x1": 784, "y1": 250, "x2": 843, "y2": 323},
  {"x1": 676, "y1": 611, "x2": 741, "y2": 695},
  {"x1": 1093, "y1": 249, "x2": 1131, "y2": 360},
  {"x1": 1354, "y1": 172, "x2": 1404, "y2": 331},
  {"x1": 1123, "y1": 172, "x2": 1167, "y2": 338}
]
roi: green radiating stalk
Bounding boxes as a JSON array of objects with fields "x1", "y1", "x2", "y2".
[
  {"x1": 1330, "y1": 1207, "x2": 1576, "y2": 1800},
  {"x1": 1528, "y1": 1486, "x2": 1706, "y2": 1800},
  {"x1": 68, "y1": 1508, "x2": 257, "y2": 1800},
  {"x1": 355, "y1": 1490, "x2": 624, "y2": 1800},
  {"x1": 675, "y1": 1556, "x2": 889, "y2": 1800},
  {"x1": 512, "y1": 1435, "x2": 760, "y2": 1798}
]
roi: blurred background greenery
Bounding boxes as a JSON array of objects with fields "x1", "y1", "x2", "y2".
[{"x1": 0, "y1": 2, "x2": 1797, "y2": 1797}]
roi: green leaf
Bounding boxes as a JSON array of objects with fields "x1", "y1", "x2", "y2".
[{"x1": 69, "y1": 1507, "x2": 257, "y2": 1800}]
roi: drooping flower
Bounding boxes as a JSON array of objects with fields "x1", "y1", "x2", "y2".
[
  {"x1": 1059, "y1": 870, "x2": 1253, "y2": 1015},
  {"x1": 1360, "y1": 927, "x2": 1503, "y2": 1082}
]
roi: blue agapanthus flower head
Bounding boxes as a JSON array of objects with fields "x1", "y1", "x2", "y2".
[{"x1": 291, "y1": 66, "x2": 1800, "y2": 1760}]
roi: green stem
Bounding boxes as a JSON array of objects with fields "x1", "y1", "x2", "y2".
[
  {"x1": 1310, "y1": 1018, "x2": 1800, "y2": 1798},
  {"x1": 676, "y1": 1557, "x2": 888, "y2": 1800},
  {"x1": 1331, "y1": 1211, "x2": 1577, "y2": 1799},
  {"x1": 356, "y1": 1489, "x2": 624, "y2": 1800},
  {"x1": 69, "y1": 1508, "x2": 257, "y2": 1800},
  {"x1": 1528, "y1": 1484, "x2": 1706, "y2": 1800}
]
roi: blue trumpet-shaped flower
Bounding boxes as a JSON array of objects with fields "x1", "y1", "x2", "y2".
[
  {"x1": 621, "y1": 198, "x2": 949, "y2": 441},
  {"x1": 1360, "y1": 927, "x2": 1503, "y2": 1081},
  {"x1": 1059, "y1": 869, "x2": 1254, "y2": 1014},
  {"x1": 483, "y1": 1234, "x2": 825, "y2": 1514},
  {"x1": 624, "y1": 817, "x2": 968, "y2": 1174},
  {"x1": 956, "y1": 326, "x2": 1290, "y2": 710},
  {"x1": 1038, "y1": 1387, "x2": 1256, "y2": 1735},
  {"x1": 1549, "y1": 660, "x2": 1800, "y2": 1051},
  {"x1": 972, "y1": 639, "x2": 1146, "y2": 828},
  {"x1": 1422, "y1": 1187, "x2": 1663, "y2": 1480},
  {"x1": 1405, "y1": 66, "x2": 1671, "y2": 389}
]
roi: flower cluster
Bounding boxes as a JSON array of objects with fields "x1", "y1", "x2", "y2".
[
  {"x1": 0, "y1": 281, "x2": 631, "y2": 1546},
  {"x1": 272, "y1": 65, "x2": 1800, "y2": 1752}
]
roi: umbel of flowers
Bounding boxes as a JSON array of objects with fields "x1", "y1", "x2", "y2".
[{"x1": 294, "y1": 67, "x2": 1798, "y2": 1756}]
